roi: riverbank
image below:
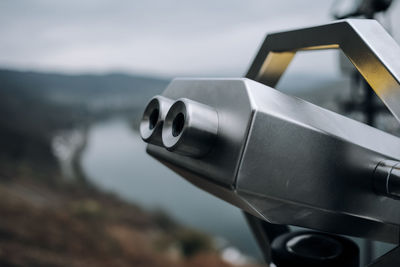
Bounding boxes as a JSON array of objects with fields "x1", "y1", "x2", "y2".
[{"x1": 0, "y1": 172, "x2": 260, "y2": 267}]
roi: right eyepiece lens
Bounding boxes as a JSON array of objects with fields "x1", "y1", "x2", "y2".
[{"x1": 172, "y1": 112, "x2": 185, "y2": 137}]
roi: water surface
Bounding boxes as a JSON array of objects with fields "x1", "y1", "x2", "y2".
[{"x1": 81, "y1": 118, "x2": 260, "y2": 258}]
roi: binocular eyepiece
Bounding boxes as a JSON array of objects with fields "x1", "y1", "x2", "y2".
[
  {"x1": 140, "y1": 95, "x2": 173, "y2": 146},
  {"x1": 140, "y1": 95, "x2": 218, "y2": 158}
]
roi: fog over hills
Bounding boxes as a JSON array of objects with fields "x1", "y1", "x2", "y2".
[
  {"x1": 0, "y1": 69, "x2": 169, "y2": 111},
  {"x1": 0, "y1": 68, "x2": 351, "y2": 115}
]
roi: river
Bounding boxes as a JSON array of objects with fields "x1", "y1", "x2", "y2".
[{"x1": 80, "y1": 118, "x2": 261, "y2": 259}]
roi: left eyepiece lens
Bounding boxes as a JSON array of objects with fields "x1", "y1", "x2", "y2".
[{"x1": 140, "y1": 95, "x2": 173, "y2": 146}]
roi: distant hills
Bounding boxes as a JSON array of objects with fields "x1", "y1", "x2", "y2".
[
  {"x1": 0, "y1": 68, "x2": 355, "y2": 140},
  {"x1": 0, "y1": 68, "x2": 170, "y2": 135},
  {"x1": 0, "y1": 69, "x2": 169, "y2": 112},
  {"x1": 0, "y1": 69, "x2": 169, "y2": 174},
  {"x1": 0, "y1": 68, "x2": 353, "y2": 113}
]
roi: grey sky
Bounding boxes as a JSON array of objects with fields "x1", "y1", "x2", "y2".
[{"x1": 0, "y1": 0, "x2": 399, "y2": 77}]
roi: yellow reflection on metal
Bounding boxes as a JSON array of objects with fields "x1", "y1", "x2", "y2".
[
  {"x1": 299, "y1": 44, "x2": 340, "y2": 51},
  {"x1": 347, "y1": 51, "x2": 396, "y2": 97},
  {"x1": 256, "y1": 52, "x2": 295, "y2": 86},
  {"x1": 255, "y1": 45, "x2": 339, "y2": 86},
  {"x1": 255, "y1": 44, "x2": 399, "y2": 118}
]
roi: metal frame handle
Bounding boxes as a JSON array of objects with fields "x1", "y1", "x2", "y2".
[{"x1": 246, "y1": 19, "x2": 400, "y2": 123}]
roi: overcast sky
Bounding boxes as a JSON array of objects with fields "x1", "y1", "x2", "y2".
[{"x1": 0, "y1": 0, "x2": 399, "y2": 77}]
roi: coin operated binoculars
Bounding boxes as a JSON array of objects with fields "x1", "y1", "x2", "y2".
[{"x1": 141, "y1": 20, "x2": 400, "y2": 266}]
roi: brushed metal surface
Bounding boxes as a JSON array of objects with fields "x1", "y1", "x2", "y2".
[
  {"x1": 236, "y1": 79, "x2": 400, "y2": 242},
  {"x1": 146, "y1": 78, "x2": 400, "y2": 243}
]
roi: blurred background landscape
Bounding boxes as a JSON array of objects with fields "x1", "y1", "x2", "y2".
[{"x1": 1, "y1": 0, "x2": 400, "y2": 266}]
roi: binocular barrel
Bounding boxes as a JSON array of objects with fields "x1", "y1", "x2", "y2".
[
  {"x1": 162, "y1": 98, "x2": 218, "y2": 157},
  {"x1": 141, "y1": 96, "x2": 219, "y2": 157},
  {"x1": 141, "y1": 78, "x2": 400, "y2": 244}
]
